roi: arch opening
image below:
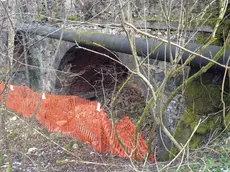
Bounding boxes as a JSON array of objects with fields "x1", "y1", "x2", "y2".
[{"x1": 55, "y1": 44, "x2": 128, "y2": 100}]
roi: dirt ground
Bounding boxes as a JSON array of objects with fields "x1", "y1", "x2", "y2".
[{"x1": 0, "y1": 109, "x2": 160, "y2": 172}]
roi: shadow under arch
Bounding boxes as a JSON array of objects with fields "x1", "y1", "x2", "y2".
[{"x1": 55, "y1": 44, "x2": 128, "y2": 100}]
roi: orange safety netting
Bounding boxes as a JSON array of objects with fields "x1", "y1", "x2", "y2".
[{"x1": 0, "y1": 83, "x2": 154, "y2": 162}]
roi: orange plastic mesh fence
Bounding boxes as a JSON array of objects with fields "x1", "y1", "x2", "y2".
[{"x1": 0, "y1": 83, "x2": 154, "y2": 162}]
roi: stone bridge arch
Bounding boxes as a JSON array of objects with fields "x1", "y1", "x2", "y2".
[
  {"x1": 54, "y1": 44, "x2": 128, "y2": 99},
  {"x1": 20, "y1": 34, "x2": 128, "y2": 97}
]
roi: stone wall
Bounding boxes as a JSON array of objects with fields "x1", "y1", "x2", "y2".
[
  {"x1": 26, "y1": 35, "x2": 75, "y2": 91},
  {"x1": 68, "y1": 0, "x2": 216, "y2": 23},
  {"x1": 0, "y1": 32, "x2": 7, "y2": 69}
]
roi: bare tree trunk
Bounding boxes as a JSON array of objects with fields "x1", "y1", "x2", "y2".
[{"x1": 0, "y1": 0, "x2": 17, "y2": 171}]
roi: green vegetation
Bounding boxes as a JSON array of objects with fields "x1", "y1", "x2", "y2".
[
  {"x1": 168, "y1": 73, "x2": 224, "y2": 159},
  {"x1": 196, "y1": 32, "x2": 210, "y2": 44},
  {"x1": 67, "y1": 15, "x2": 78, "y2": 21},
  {"x1": 65, "y1": 141, "x2": 76, "y2": 150},
  {"x1": 74, "y1": 31, "x2": 106, "y2": 47},
  {"x1": 7, "y1": 131, "x2": 18, "y2": 140},
  {"x1": 196, "y1": 4, "x2": 230, "y2": 45},
  {"x1": 178, "y1": 132, "x2": 230, "y2": 172},
  {"x1": 0, "y1": 152, "x2": 4, "y2": 165},
  {"x1": 33, "y1": 15, "x2": 47, "y2": 21},
  {"x1": 225, "y1": 112, "x2": 230, "y2": 130},
  {"x1": 6, "y1": 162, "x2": 12, "y2": 172}
]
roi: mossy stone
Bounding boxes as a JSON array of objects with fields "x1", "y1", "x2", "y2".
[
  {"x1": 189, "y1": 134, "x2": 203, "y2": 149},
  {"x1": 184, "y1": 81, "x2": 221, "y2": 115},
  {"x1": 168, "y1": 78, "x2": 223, "y2": 160},
  {"x1": 196, "y1": 115, "x2": 220, "y2": 134}
]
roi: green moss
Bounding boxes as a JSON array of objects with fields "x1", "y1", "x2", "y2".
[
  {"x1": 196, "y1": 2, "x2": 230, "y2": 46},
  {"x1": 74, "y1": 38, "x2": 93, "y2": 46},
  {"x1": 65, "y1": 141, "x2": 76, "y2": 150},
  {"x1": 75, "y1": 30, "x2": 105, "y2": 37},
  {"x1": 224, "y1": 112, "x2": 230, "y2": 130},
  {"x1": 174, "y1": 114, "x2": 193, "y2": 142},
  {"x1": 7, "y1": 131, "x2": 18, "y2": 140},
  {"x1": 0, "y1": 152, "x2": 4, "y2": 165},
  {"x1": 205, "y1": 18, "x2": 217, "y2": 28},
  {"x1": 197, "y1": 17, "x2": 230, "y2": 46},
  {"x1": 184, "y1": 81, "x2": 221, "y2": 115},
  {"x1": 136, "y1": 48, "x2": 142, "y2": 55},
  {"x1": 33, "y1": 15, "x2": 46, "y2": 21},
  {"x1": 197, "y1": 115, "x2": 220, "y2": 134},
  {"x1": 67, "y1": 15, "x2": 77, "y2": 21},
  {"x1": 189, "y1": 134, "x2": 203, "y2": 149},
  {"x1": 74, "y1": 31, "x2": 106, "y2": 47},
  {"x1": 168, "y1": 77, "x2": 223, "y2": 160},
  {"x1": 196, "y1": 33, "x2": 210, "y2": 44}
]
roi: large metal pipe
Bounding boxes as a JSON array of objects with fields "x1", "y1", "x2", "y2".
[{"x1": 16, "y1": 23, "x2": 230, "y2": 71}]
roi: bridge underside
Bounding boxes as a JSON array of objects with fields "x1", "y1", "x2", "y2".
[{"x1": 55, "y1": 44, "x2": 128, "y2": 99}]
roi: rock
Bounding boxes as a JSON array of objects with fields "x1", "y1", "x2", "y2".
[
  {"x1": 72, "y1": 143, "x2": 79, "y2": 149},
  {"x1": 27, "y1": 147, "x2": 38, "y2": 154},
  {"x1": 167, "y1": 73, "x2": 223, "y2": 160},
  {"x1": 10, "y1": 116, "x2": 17, "y2": 121}
]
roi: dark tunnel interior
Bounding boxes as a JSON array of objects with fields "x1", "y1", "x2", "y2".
[{"x1": 55, "y1": 44, "x2": 128, "y2": 100}]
